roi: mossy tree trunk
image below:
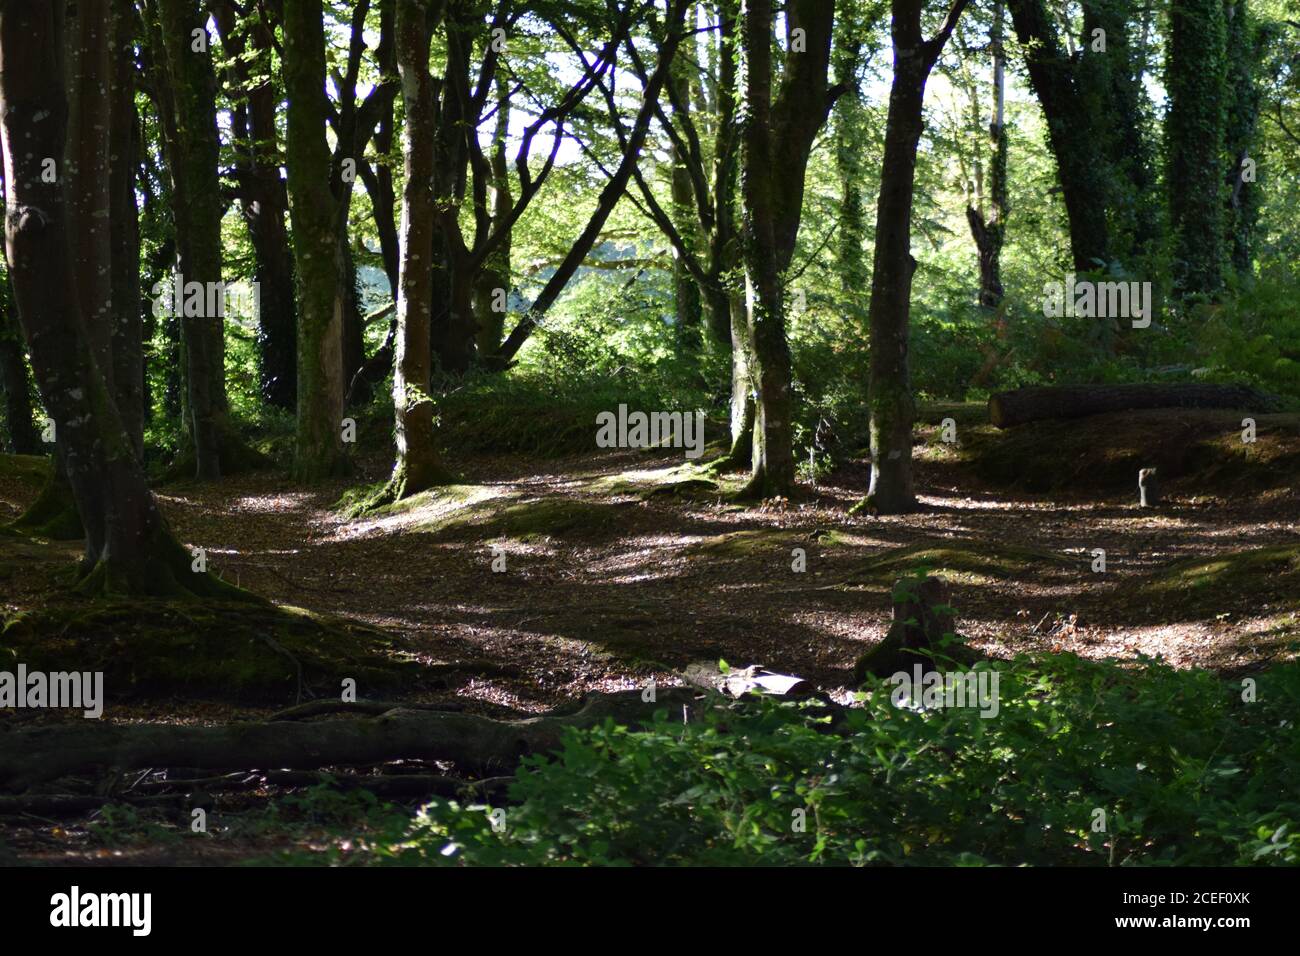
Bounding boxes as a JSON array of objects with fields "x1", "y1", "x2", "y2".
[
  {"x1": 0, "y1": 0, "x2": 240, "y2": 596},
  {"x1": 669, "y1": 43, "x2": 703, "y2": 354},
  {"x1": 284, "y1": 0, "x2": 349, "y2": 481},
  {"x1": 154, "y1": 0, "x2": 230, "y2": 479},
  {"x1": 385, "y1": 0, "x2": 451, "y2": 501},
  {"x1": 1078, "y1": 0, "x2": 1159, "y2": 267},
  {"x1": 726, "y1": 293, "x2": 755, "y2": 467},
  {"x1": 862, "y1": 0, "x2": 969, "y2": 515},
  {"x1": 735, "y1": 0, "x2": 840, "y2": 499}
]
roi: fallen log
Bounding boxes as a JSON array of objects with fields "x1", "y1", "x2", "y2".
[
  {"x1": 0, "y1": 688, "x2": 702, "y2": 792},
  {"x1": 988, "y1": 383, "x2": 1280, "y2": 429}
]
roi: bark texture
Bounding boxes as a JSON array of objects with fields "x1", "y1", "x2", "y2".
[{"x1": 284, "y1": 0, "x2": 349, "y2": 480}]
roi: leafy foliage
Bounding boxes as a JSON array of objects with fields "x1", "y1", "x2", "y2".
[{"x1": 312, "y1": 654, "x2": 1300, "y2": 866}]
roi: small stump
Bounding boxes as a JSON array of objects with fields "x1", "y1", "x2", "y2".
[
  {"x1": 1138, "y1": 467, "x2": 1160, "y2": 507},
  {"x1": 854, "y1": 576, "x2": 959, "y2": 685}
]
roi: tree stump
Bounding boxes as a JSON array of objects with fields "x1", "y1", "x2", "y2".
[
  {"x1": 853, "y1": 576, "x2": 959, "y2": 684},
  {"x1": 1138, "y1": 468, "x2": 1160, "y2": 507}
]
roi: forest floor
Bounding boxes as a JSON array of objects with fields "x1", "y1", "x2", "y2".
[{"x1": 1, "y1": 404, "x2": 1297, "y2": 863}]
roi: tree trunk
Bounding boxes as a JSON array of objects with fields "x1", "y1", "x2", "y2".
[
  {"x1": 988, "y1": 383, "x2": 1280, "y2": 429},
  {"x1": 384, "y1": 0, "x2": 449, "y2": 501},
  {"x1": 862, "y1": 0, "x2": 969, "y2": 515},
  {"x1": 155, "y1": 0, "x2": 229, "y2": 479},
  {"x1": 1166, "y1": 0, "x2": 1227, "y2": 298},
  {"x1": 109, "y1": 0, "x2": 144, "y2": 459},
  {"x1": 965, "y1": 0, "x2": 1006, "y2": 309},
  {"x1": 362, "y1": 0, "x2": 400, "y2": 299},
  {"x1": 0, "y1": 278, "x2": 41, "y2": 455},
  {"x1": 1224, "y1": 0, "x2": 1261, "y2": 279},
  {"x1": 735, "y1": 0, "x2": 838, "y2": 499},
  {"x1": 0, "y1": 0, "x2": 241, "y2": 596},
  {"x1": 284, "y1": 0, "x2": 349, "y2": 480},
  {"x1": 670, "y1": 60, "x2": 702, "y2": 353},
  {"x1": 724, "y1": 293, "x2": 754, "y2": 466},
  {"x1": 1006, "y1": 0, "x2": 1110, "y2": 272},
  {"x1": 64, "y1": 0, "x2": 115, "y2": 402}
]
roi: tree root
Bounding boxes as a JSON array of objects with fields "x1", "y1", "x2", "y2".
[{"x1": 9, "y1": 471, "x2": 83, "y2": 540}]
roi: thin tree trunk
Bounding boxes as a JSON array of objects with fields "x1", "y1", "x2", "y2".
[
  {"x1": 965, "y1": 0, "x2": 1006, "y2": 309},
  {"x1": 726, "y1": 293, "x2": 754, "y2": 466},
  {"x1": 284, "y1": 0, "x2": 349, "y2": 480},
  {"x1": 473, "y1": 80, "x2": 511, "y2": 360},
  {"x1": 862, "y1": 0, "x2": 969, "y2": 515}
]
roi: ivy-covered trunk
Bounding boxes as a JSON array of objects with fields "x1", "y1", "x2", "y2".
[
  {"x1": 155, "y1": 0, "x2": 230, "y2": 478},
  {"x1": 1079, "y1": 0, "x2": 1159, "y2": 266},
  {"x1": 1224, "y1": 0, "x2": 1261, "y2": 278},
  {"x1": 1166, "y1": 0, "x2": 1228, "y2": 298},
  {"x1": 284, "y1": 0, "x2": 349, "y2": 480}
]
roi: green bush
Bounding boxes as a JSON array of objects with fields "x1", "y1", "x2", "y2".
[{"x1": 326, "y1": 653, "x2": 1300, "y2": 867}]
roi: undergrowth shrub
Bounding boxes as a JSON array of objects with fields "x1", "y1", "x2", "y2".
[{"x1": 295, "y1": 654, "x2": 1300, "y2": 867}]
